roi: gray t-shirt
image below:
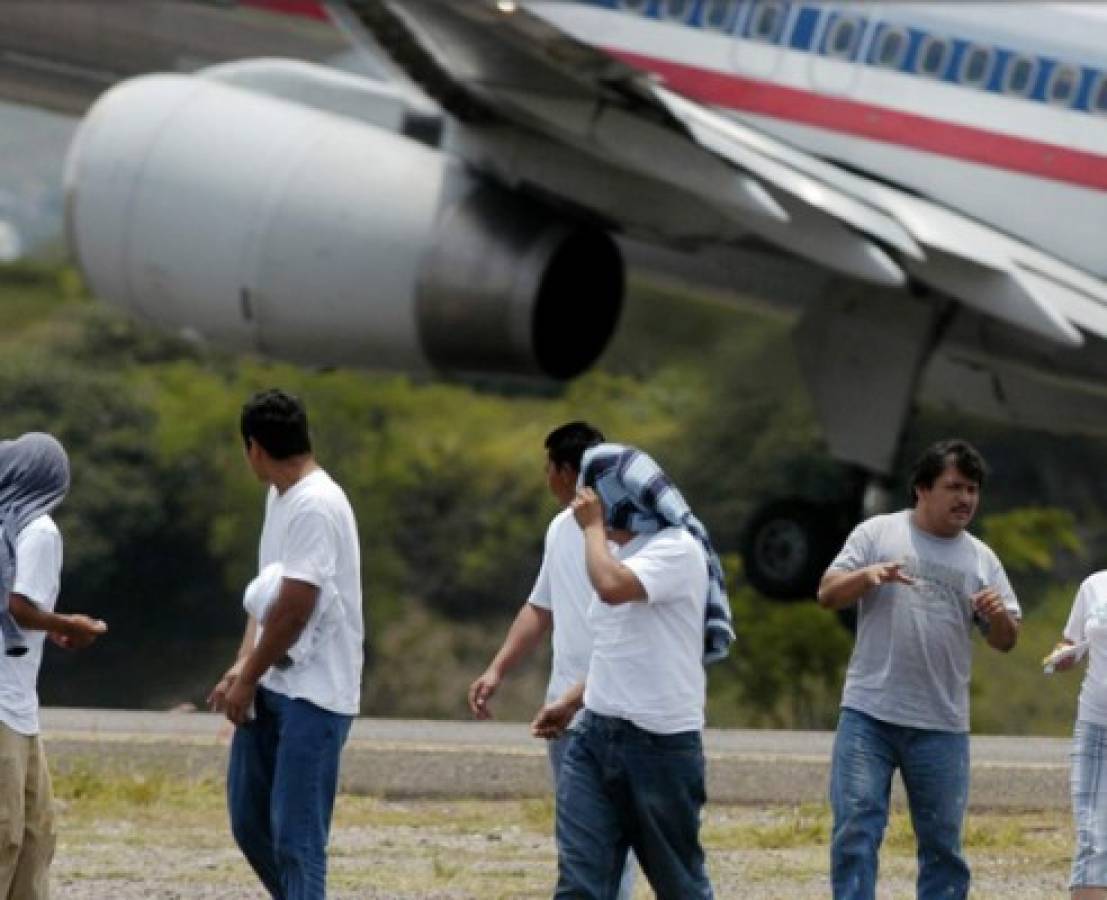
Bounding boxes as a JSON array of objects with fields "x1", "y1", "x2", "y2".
[{"x1": 829, "y1": 509, "x2": 1020, "y2": 733}]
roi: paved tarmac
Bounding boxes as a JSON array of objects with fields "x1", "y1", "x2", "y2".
[{"x1": 40, "y1": 708, "x2": 1071, "y2": 810}]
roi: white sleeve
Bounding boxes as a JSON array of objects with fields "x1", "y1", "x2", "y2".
[
  {"x1": 526, "y1": 523, "x2": 556, "y2": 610},
  {"x1": 1064, "y1": 581, "x2": 1092, "y2": 644},
  {"x1": 279, "y1": 511, "x2": 336, "y2": 589},
  {"x1": 987, "y1": 552, "x2": 1021, "y2": 619},
  {"x1": 12, "y1": 526, "x2": 62, "y2": 611},
  {"x1": 827, "y1": 521, "x2": 876, "y2": 573},
  {"x1": 623, "y1": 535, "x2": 701, "y2": 605}
]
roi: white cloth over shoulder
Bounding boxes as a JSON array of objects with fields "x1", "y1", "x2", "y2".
[{"x1": 243, "y1": 562, "x2": 339, "y2": 668}]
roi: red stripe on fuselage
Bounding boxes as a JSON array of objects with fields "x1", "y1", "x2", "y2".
[
  {"x1": 238, "y1": 0, "x2": 329, "y2": 21},
  {"x1": 609, "y1": 49, "x2": 1107, "y2": 193}
]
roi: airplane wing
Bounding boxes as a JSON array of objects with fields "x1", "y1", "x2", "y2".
[{"x1": 337, "y1": 0, "x2": 1107, "y2": 352}]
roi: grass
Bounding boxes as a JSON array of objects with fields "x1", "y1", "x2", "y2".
[{"x1": 49, "y1": 769, "x2": 1077, "y2": 898}]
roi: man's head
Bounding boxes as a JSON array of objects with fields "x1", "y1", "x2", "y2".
[
  {"x1": 0, "y1": 432, "x2": 70, "y2": 518},
  {"x1": 544, "y1": 421, "x2": 605, "y2": 505},
  {"x1": 909, "y1": 439, "x2": 988, "y2": 538},
  {"x1": 240, "y1": 389, "x2": 312, "y2": 481}
]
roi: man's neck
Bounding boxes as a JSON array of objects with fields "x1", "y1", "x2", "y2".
[
  {"x1": 910, "y1": 508, "x2": 961, "y2": 540},
  {"x1": 270, "y1": 456, "x2": 319, "y2": 495}
]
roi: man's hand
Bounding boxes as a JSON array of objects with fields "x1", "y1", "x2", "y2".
[
  {"x1": 865, "y1": 562, "x2": 915, "y2": 589},
  {"x1": 818, "y1": 561, "x2": 914, "y2": 610},
  {"x1": 971, "y1": 587, "x2": 1005, "y2": 621},
  {"x1": 207, "y1": 661, "x2": 244, "y2": 714},
  {"x1": 53, "y1": 614, "x2": 107, "y2": 650},
  {"x1": 571, "y1": 487, "x2": 604, "y2": 531},
  {"x1": 221, "y1": 673, "x2": 258, "y2": 726},
  {"x1": 972, "y1": 586, "x2": 1019, "y2": 652},
  {"x1": 468, "y1": 668, "x2": 501, "y2": 720},
  {"x1": 530, "y1": 699, "x2": 576, "y2": 740}
]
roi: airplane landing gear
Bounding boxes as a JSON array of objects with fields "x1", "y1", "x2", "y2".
[{"x1": 740, "y1": 498, "x2": 849, "y2": 601}]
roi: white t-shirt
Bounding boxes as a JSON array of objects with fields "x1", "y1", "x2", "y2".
[
  {"x1": 1065, "y1": 572, "x2": 1107, "y2": 726},
  {"x1": 255, "y1": 468, "x2": 363, "y2": 716},
  {"x1": 0, "y1": 515, "x2": 61, "y2": 736},
  {"x1": 583, "y1": 527, "x2": 708, "y2": 735},
  {"x1": 527, "y1": 508, "x2": 594, "y2": 705}
]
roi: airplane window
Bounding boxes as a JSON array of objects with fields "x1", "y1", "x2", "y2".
[
  {"x1": 703, "y1": 0, "x2": 741, "y2": 32},
  {"x1": 873, "y1": 27, "x2": 908, "y2": 69},
  {"x1": 617, "y1": 0, "x2": 650, "y2": 14},
  {"x1": 960, "y1": 44, "x2": 993, "y2": 88},
  {"x1": 748, "y1": 0, "x2": 787, "y2": 44},
  {"x1": 1093, "y1": 74, "x2": 1107, "y2": 115},
  {"x1": 1004, "y1": 55, "x2": 1038, "y2": 97},
  {"x1": 1047, "y1": 64, "x2": 1079, "y2": 106},
  {"x1": 916, "y1": 35, "x2": 950, "y2": 78},
  {"x1": 660, "y1": 0, "x2": 694, "y2": 22},
  {"x1": 825, "y1": 16, "x2": 863, "y2": 60}
]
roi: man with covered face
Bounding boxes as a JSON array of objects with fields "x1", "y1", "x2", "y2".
[
  {"x1": 817, "y1": 438, "x2": 1020, "y2": 900},
  {"x1": 531, "y1": 443, "x2": 732, "y2": 900},
  {"x1": 0, "y1": 432, "x2": 107, "y2": 899}
]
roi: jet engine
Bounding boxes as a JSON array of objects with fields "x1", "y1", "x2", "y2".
[{"x1": 64, "y1": 71, "x2": 624, "y2": 380}]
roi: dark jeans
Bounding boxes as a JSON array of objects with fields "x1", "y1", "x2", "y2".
[
  {"x1": 829, "y1": 707, "x2": 970, "y2": 900},
  {"x1": 227, "y1": 686, "x2": 353, "y2": 900},
  {"x1": 554, "y1": 710, "x2": 713, "y2": 900}
]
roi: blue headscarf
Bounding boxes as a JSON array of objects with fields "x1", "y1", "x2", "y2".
[
  {"x1": 0, "y1": 433, "x2": 70, "y2": 656},
  {"x1": 580, "y1": 443, "x2": 735, "y2": 664}
]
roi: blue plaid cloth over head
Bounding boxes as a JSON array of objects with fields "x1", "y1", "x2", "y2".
[{"x1": 580, "y1": 443, "x2": 734, "y2": 664}]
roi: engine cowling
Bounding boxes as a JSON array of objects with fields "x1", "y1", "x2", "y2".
[{"x1": 64, "y1": 71, "x2": 623, "y2": 380}]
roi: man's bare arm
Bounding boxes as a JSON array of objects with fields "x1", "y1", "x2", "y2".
[
  {"x1": 469, "y1": 603, "x2": 553, "y2": 718},
  {"x1": 216, "y1": 579, "x2": 318, "y2": 724},
  {"x1": 817, "y1": 563, "x2": 914, "y2": 611},
  {"x1": 972, "y1": 588, "x2": 1020, "y2": 653},
  {"x1": 572, "y1": 488, "x2": 646, "y2": 605},
  {"x1": 531, "y1": 681, "x2": 585, "y2": 740},
  {"x1": 8, "y1": 593, "x2": 106, "y2": 648}
]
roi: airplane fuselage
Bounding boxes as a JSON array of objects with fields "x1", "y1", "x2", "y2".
[{"x1": 532, "y1": 1, "x2": 1107, "y2": 279}]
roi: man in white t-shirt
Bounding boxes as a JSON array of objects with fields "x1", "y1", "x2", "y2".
[
  {"x1": 532, "y1": 481, "x2": 715, "y2": 899},
  {"x1": 467, "y1": 422, "x2": 637, "y2": 899},
  {"x1": 818, "y1": 439, "x2": 1020, "y2": 900},
  {"x1": 0, "y1": 433, "x2": 107, "y2": 900},
  {"x1": 208, "y1": 389, "x2": 363, "y2": 900}
]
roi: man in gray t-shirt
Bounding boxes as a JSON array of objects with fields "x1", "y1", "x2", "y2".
[{"x1": 818, "y1": 439, "x2": 1020, "y2": 900}]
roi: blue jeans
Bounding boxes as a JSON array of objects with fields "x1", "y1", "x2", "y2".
[
  {"x1": 829, "y1": 707, "x2": 970, "y2": 900},
  {"x1": 554, "y1": 711, "x2": 713, "y2": 900},
  {"x1": 549, "y1": 728, "x2": 637, "y2": 900},
  {"x1": 228, "y1": 687, "x2": 353, "y2": 900}
]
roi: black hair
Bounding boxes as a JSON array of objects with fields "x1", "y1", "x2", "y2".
[
  {"x1": 544, "y1": 421, "x2": 605, "y2": 472},
  {"x1": 909, "y1": 438, "x2": 988, "y2": 505},
  {"x1": 240, "y1": 388, "x2": 312, "y2": 460}
]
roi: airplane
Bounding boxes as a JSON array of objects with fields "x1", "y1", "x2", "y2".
[{"x1": 4, "y1": 0, "x2": 1107, "y2": 601}]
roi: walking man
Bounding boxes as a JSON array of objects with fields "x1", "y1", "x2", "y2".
[
  {"x1": 818, "y1": 438, "x2": 1020, "y2": 900},
  {"x1": 532, "y1": 442, "x2": 733, "y2": 900},
  {"x1": 209, "y1": 389, "x2": 363, "y2": 900},
  {"x1": 0, "y1": 432, "x2": 107, "y2": 900},
  {"x1": 468, "y1": 421, "x2": 637, "y2": 899}
]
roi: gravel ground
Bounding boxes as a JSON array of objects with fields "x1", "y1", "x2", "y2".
[{"x1": 49, "y1": 785, "x2": 1074, "y2": 899}]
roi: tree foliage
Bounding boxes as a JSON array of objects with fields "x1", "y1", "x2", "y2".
[{"x1": 1, "y1": 263, "x2": 1105, "y2": 732}]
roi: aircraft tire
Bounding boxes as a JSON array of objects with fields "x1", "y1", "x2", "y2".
[{"x1": 741, "y1": 498, "x2": 844, "y2": 601}]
